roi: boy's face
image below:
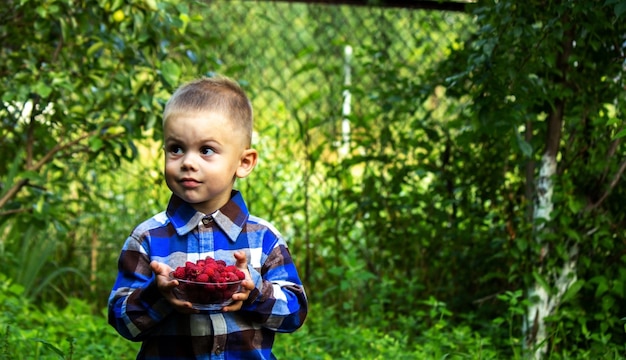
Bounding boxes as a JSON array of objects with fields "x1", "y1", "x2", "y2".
[{"x1": 163, "y1": 110, "x2": 256, "y2": 214}]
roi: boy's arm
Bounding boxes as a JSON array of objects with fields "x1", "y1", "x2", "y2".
[
  {"x1": 107, "y1": 235, "x2": 174, "y2": 341},
  {"x1": 241, "y1": 240, "x2": 308, "y2": 333}
]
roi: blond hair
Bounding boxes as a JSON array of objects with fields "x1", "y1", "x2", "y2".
[{"x1": 163, "y1": 76, "x2": 253, "y2": 146}]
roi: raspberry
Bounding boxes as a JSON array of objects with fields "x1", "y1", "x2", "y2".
[
  {"x1": 173, "y1": 256, "x2": 243, "y2": 304},
  {"x1": 203, "y1": 266, "x2": 215, "y2": 277},
  {"x1": 235, "y1": 270, "x2": 245, "y2": 280},
  {"x1": 224, "y1": 272, "x2": 239, "y2": 282},
  {"x1": 184, "y1": 262, "x2": 201, "y2": 278},
  {"x1": 173, "y1": 267, "x2": 186, "y2": 279}
]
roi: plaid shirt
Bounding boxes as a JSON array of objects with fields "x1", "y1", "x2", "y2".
[{"x1": 108, "y1": 191, "x2": 308, "y2": 359}]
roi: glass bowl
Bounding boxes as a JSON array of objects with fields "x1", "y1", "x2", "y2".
[{"x1": 170, "y1": 272, "x2": 242, "y2": 311}]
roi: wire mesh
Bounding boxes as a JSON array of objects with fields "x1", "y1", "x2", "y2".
[{"x1": 197, "y1": 0, "x2": 467, "y2": 144}]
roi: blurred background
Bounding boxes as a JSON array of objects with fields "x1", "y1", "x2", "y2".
[{"x1": 1, "y1": 0, "x2": 625, "y2": 358}]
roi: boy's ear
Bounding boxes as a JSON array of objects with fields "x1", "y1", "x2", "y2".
[{"x1": 236, "y1": 148, "x2": 258, "y2": 179}]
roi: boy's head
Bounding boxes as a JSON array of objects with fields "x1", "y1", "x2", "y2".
[
  {"x1": 163, "y1": 77, "x2": 253, "y2": 146},
  {"x1": 162, "y1": 76, "x2": 258, "y2": 214}
]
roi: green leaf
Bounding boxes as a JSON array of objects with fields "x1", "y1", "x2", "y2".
[
  {"x1": 532, "y1": 271, "x2": 552, "y2": 294},
  {"x1": 160, "y1": 60, "x2": 181, "y2": 87},
  {"x1": 32, "y1": 338, "x2": 65, "y2": 358},
  {"x1": 564, "y1": 228, "x2": 581, "y2": 242},
  {"x1": 614, "y1": 128, "x2": 626, "y2": 139},
  {"x1": 561, "y1": 279, "x2": 584, "y2": 303},
  {"x1": 89, "y1": 137, "x2": 104, "y2": 152},
  {"x1": 615, "y1": 1, "x2": 626, "y2": 17},
  {"x1": 595, "y1": 277, "x2": 610, "y2": 297},
  {"x1": 34, "y1": 82, "x2": 52, "y2": 98},
  {"x1": 35, "y1": 6, "x2": 47, "y2": 18},
  {"x1": 20, "y1": 171, "x2": 42, "y2": 183},
  {"x1": 567, "y1": 196, "x2": 584, "y2": 214},
  {"x1": 515, "y1": 130, "x2": 533, "y2": 158},
  {"x1": 59, "y1": 17, "x2": 69, "y2": 44},
  {"x1": 86, "y1": 42, "x2": 105, "y2": 57}
]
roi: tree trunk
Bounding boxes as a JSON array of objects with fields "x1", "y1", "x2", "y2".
[
  {"x1": 524, "y1": 150, "x2": 578, "y2": 357},
  {"x1": 523, "y1": 14, "x2": 576, "y2": 358}
]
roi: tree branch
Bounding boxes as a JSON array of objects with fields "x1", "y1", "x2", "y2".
[
  {"x1": 0, "y1": 207, "x2": 31, "y2": 217},
  {"x1": 28, "y1": 129, "x2": 99, "y2": 172},
  {"x1": 0, "y1": 179, "x2": 29, "y2": 209},
  {"x1": 0, "y1": 129, "x2": 100, "y2": 210},
  {"x1": 587, "y1": 157, "x2": 626, "y2": 212},
  {"x1": 599, "y1": 126, "x2": 623, "y2": 184},
  {"x1": 51, "y1": 26, "x2": 64, "y2": 63},
  {"x1": 545, "y1": 23, "x2": 573, "y2": 158}
]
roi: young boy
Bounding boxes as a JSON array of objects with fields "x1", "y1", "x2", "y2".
[{"x1": 108, "y1": 76, "x2": 308, "y2": 359}]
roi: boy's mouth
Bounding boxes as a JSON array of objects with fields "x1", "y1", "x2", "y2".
[{"x1": 180, "y1": 177, "x2": 201, "y2": 188}]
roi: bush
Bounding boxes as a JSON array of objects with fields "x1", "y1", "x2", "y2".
[
  {"x1": 273, "y1": 301, "x2": 500, "y2": 360},
  {"x1": 0, "y1": 273, "x2": 139, "y2": 360},
  {"x1": 2, "y1": 275, "x2": 625, "y2": 360}
]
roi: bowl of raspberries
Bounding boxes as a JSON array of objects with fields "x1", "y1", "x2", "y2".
[{"x1": 170, "y1": 256, "x2": 246, "y2": 311}]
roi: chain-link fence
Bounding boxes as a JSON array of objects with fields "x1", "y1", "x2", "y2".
[
  {"x1": 191, "y1": 2, "x2": 470, "y2": 273},
  {"x1": 198, "y1": 0, "x2": 467, "y2": 144}
]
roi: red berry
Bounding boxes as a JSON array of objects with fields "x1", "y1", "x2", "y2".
[
  {"x1": 176, "y1": 255, "x2": 242, "y2": 304},
  {"x1": 235, "y1": 270, "x2": 245, "y2": 280},
  {"x1": 224, "y1": 272, "x2": 239, "y2": 282},
  {"x1": 203, "y1": 267, "x2": 215, "y2": 277},
  {"x1": 173, "y1": 267, "x2": 186, "y2": 279}
]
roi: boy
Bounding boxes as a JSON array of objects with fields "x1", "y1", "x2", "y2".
[{"x1": 108, "y1": 76, "x2": 308, "y2": 359}]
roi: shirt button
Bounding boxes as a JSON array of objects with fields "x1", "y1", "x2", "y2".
[{"x1": 202, "y1": 217, "x2": 213, "y2": 225}]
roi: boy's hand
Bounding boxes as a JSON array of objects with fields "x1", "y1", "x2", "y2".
[
  {"x1": 222, "y1": 251, "x2": 256, "y2": 312},
  {"x1": 150, "y1": 261, "x2": 199, "y2": 314}
]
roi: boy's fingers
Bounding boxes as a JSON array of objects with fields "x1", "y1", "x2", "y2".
[
  {"x1": 241, "y1": 279, "x2": 255, "y2": 291},
  {"x1": 233, "y1": 251, "x2": 248, "y2": 267},
  {"x1": 171, "y1": 299, "x2": 198, "y2": 314},
  {"x1": 150, "y1": 260, "x2": 161, "y2": 273},
  {"x1": 222, "y1": 301, "x2": 243, "y2": 312},
  {"x1": 152, "y1": 261, "x2": 198, "y2": 313},
  {"x1": 150, "y1": 260, "x2": 172, "y2": 276},
  {"x1": 223, "y1": 280, "x2": 255, "y2": 312}
]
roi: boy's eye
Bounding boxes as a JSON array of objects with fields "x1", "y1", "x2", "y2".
[
  {"x1": 201, "y1": 147, "x2": 215, "y2": 156},
  {"x1": 168, "y1": 145, "x2": 183, "y2": 154}
]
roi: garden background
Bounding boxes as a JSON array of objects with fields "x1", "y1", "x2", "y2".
[{"x1": 1, "y1": 0, "x2": 626, "y2": 359}]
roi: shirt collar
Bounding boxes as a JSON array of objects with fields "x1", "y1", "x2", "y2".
[{"x1": 166, "y1": 190, "x2": 249, "y2": 242}]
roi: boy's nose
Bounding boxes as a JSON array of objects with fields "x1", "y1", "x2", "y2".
[{"x1": 181, "y1": 153, "x2": 198, "y2": 171}]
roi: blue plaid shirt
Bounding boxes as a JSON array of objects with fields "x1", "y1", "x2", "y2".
[{"x1": 108, "y1": 191, "x2": 308, "y2": 359}]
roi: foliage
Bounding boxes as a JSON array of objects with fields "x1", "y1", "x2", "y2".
[
  {"x1": 3, "y1": 275, "x2": 624, "y2": 359},
  {"x1": 0, "y1": 0, "x2": 206, "y2": 303},
  {"x1": 1, "y1": 0, "x2": 626, "y2": 358},
  {"x1": 0, "y1": 273, "x2": 139, "y2": 359},
  {"x1": 429, "y1": 0, "x2": 626, "y2": 355},
  {"x1": 0, "y1": 274, "x2": 509, "y2": 360}
]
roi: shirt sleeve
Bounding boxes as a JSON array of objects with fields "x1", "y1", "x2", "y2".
[
  {"x1": 241, "y1": 235, "x2": 308, "y2": 333},
  {"x1": 107, "y1": 232, "x2": 174, "y2": 341}
]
